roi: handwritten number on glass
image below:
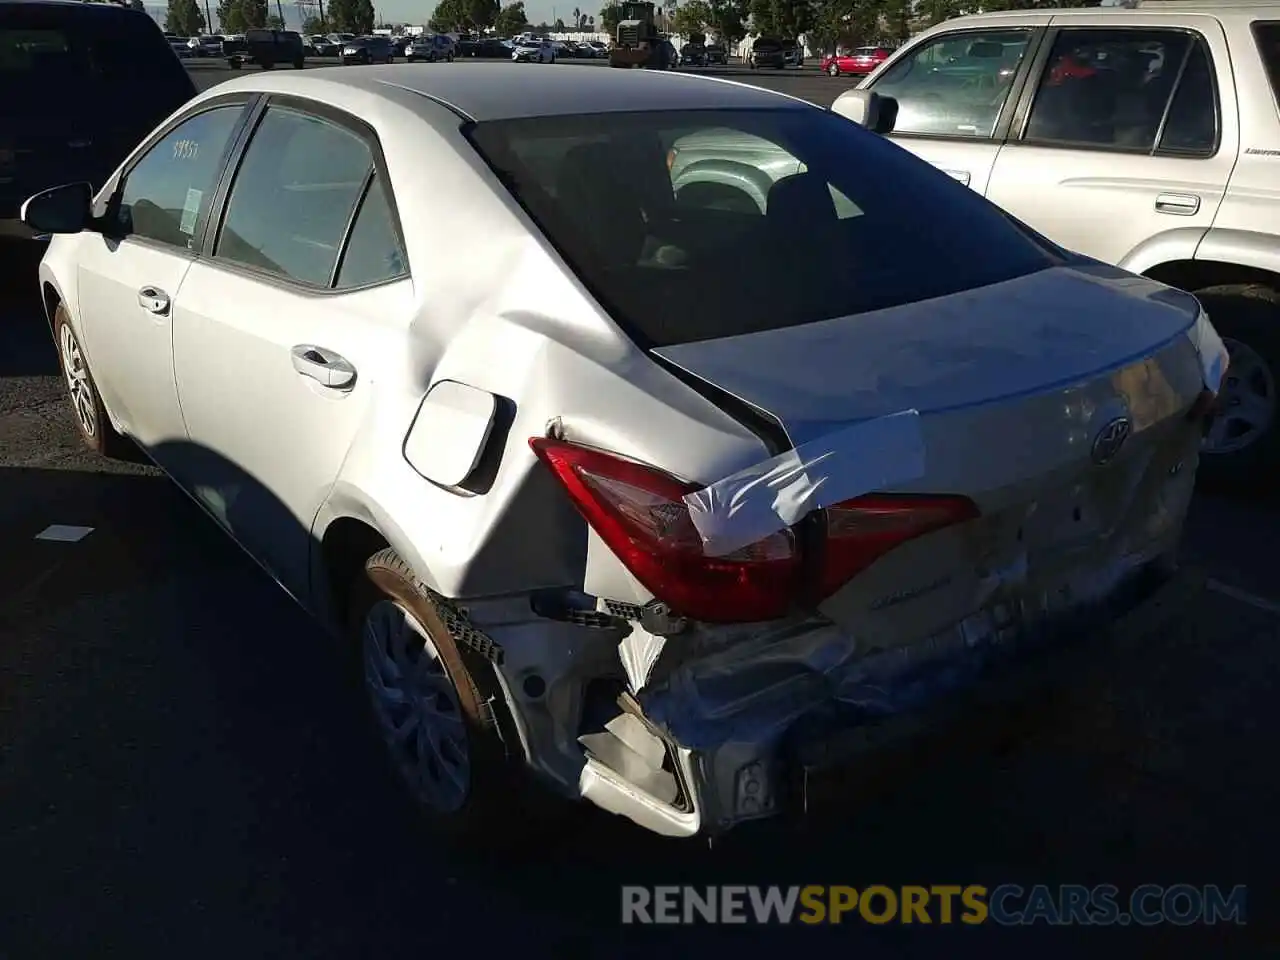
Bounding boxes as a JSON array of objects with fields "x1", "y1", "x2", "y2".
[{"x1": 172, "y1": 139, "x2": 199, "y2": 161}]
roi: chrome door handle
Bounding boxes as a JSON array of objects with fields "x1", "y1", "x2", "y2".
[
  {"x1": 137, "y1": 286, "x2": 170, "y2": 315},
  {"x1": 1155, "y1": 193, "x2": 1200, "y2": 216},
  {"x1": 290, "y1": 344, "x2": 356, "y2": 390}
]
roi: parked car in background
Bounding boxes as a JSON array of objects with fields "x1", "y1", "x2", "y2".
[
  {"x1": 228, "y1": 28, "x2": 305, "y2": 69},
  {"x1": 340, "y1": 35, "x2": 394, "y2": 64},
  {"x1": 680, "y1": 41, "x2": 706, "y2": 65},
  {"x1": 838, "y1": 3, "x2": 1280, "y2": 494},
  {"x1": 186, "y1": 34, "x2": 224, "y2": 56},
  {"x1": 1, "y1": 0, "x2": 195, "y2": 240},
  {"x1": 704, "y1": 42, "x2": 727, "y2": 64},
  {"x1": 391, "y1": 35, "x2": 411, "y2": 56},
  {"x1": 822, "y1": 45, "x2": 893, "y2": 77},
  {"x1": 457, "y1": 36, "x2": 510, "y2": 57},
  {"x1": 783, "y1": 42, "x2": 804, "y2": 66},
  {"x1": 309, "y1": 34, "x2": 340, "y2": 55},
  {"x1": 512, "y1": 38, "x2": 555, "y2": 62},
  {"x1": 164, "y1": 32, "x2": 193, "y2": 57},
  {"x1": 327, "y1": 31, "x2": 356, "y2": 45},
  {"x1": 748, "y1": 36, "x2": 785, "y2": 68},
  {"x1": 405, "y1": 33, "x2": 454, "y2": 61},
  {"x1": 24, "y1": 64, "x2": 1223, "y2": 842}
]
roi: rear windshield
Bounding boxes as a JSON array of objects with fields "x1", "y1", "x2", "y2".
[
  {"x1": 1, "y1": 8, "x2": 191, "y2": 113},
  {"x1": 467, "y1": 109, "x2": 1060, "y2": 347},
  {"x1": 754, "y1": 39, "x2": 782, "y2": 51},
  {"x1": 1254, "y1": 22, "x2": 1280, "y2": 106}
]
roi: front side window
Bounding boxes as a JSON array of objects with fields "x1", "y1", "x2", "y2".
[
  {"x1": 116, "y1": 105, "x2": 244, "y2": 248},
  {"x1": 467, "y1": 108, "x2": 1059, "y2": 347},
  {"x1": 870, "y1": 29, "x2": 1032, "y2": 138},
  {"x1": 1022, "y1": 28, "x2": 1210, "y2": 153},
  {"x1": 215, "y1": 105, "x2": 375, "y2": 285}
]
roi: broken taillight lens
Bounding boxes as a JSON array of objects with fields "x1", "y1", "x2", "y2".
[
  {"x1": 816, "y1": 495, "x2": 980, "y2": 602},
  {"x1": 531, "y1": 438, "x2": 980, "y2": 623},
  {"x1": 529, "y1": 437, "x2": 800, "y2": 623}
]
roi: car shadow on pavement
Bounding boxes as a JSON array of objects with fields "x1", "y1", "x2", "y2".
[
  {"x1": 0, "y1": 439, "x2": 1272, "y2": 956},
  {"x1": 0, "y1": 243, "x2": 57, "y2": 379}
]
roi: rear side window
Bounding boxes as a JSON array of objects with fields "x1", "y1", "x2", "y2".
[
  {"x1": 216, "y1": 106, "x2": 375, "y2": 286},
  {"x1": 1022, "y1": 28, "x2": 1217, "y2": 156},
  {"x1": 1254, "y1": 22, "x2": 1280, "y2": 107},
  {"x1": 335, "y1": 173, "x2": 408, "y2": 288},
  {"x1": 467, "y1": 109, "x2": 1059, "y2": 347}
]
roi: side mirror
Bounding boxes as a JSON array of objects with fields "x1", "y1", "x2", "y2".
[
  {"x1": 20, "y1": 181, "x2": 94, "y2": 235},
  {"x1": 831, "y1": 89, "x2": 899, "y2": 135}
]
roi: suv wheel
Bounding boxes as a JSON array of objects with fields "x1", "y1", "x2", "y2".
[
  {"x1": 828, "y1": 62, "x2": 839, "y2": 76},
  {"x1": 1194, "y1": 284, "x2": 1280, "y2": 496}
]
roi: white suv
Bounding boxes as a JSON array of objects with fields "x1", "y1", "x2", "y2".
[{"x1": 838, "y1": 1, "x2": 1280, "y2": 496}]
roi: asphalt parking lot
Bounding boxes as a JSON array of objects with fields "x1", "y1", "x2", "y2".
[{"x1": 1, "y1": 59, "x2": 1276, "y2": 958}]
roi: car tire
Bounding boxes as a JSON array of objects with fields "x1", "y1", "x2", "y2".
[
  {"x1": 1192, "y1": 284, "x2": 1280, "y2": 497},
  {"x1": 828, "y1": 62, "x2": 839, "y2": 76},
  {"x1": 54, "y1": 307, "x2": 136, "y2": 460},
  {"x1": 351, "y1": 547, "x2": 561, "y2": 845}
]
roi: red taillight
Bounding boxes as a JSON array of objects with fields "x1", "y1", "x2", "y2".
[
  {"x1": 530, "y1": 438, "x2": 979, "y2": 623},
  {"x1": 816, "y1": 494, "x2": 979, "y2": 601},
  {"x1": 530, "y1": 437, "x2": 800, "y2": 623}
]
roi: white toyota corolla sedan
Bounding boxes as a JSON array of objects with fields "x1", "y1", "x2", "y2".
[{"x1": 23, "y1": 64, "x2": 1227, "y2": 839}]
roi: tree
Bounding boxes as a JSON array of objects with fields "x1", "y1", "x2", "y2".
[
  {"x1": 301, "y1": 13, "x2": 327, "y2": 31},
  {"x1": 494, "y1": 0, "x2": 526, "y2": 33},
  {"x1": 554, "y1": 16, "x2": 565, "y2": 28},
  {"x1": 598, "y1": 2, "x2": 621, "y2": 33},
  {"x1": 265, "y1": 12, "x2": 284, "y2": 28},
  {"x1": 215, "y1": 0, "x2": 267, "y2": 31},
  {"x1": 672, "y1": 0, "x2": 709, "y2": 35},
  {"x1": 428, "y1": 0, "x2": 496, "y2": 31},
  {"x1": 328, "y1": 0, "x2": 375, "y2": 32},
  {"x1": 165, "y1": 0, "x2": 205, "y2": 34}
]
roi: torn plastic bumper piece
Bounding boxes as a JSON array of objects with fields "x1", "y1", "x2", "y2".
[{"x1": 582, "y1": 555, "x2": 1190, "y2": 837}]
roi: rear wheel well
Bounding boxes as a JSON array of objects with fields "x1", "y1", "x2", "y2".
[
  {"x1": 322, "y1": 518, "x2": 390, "y2": 628},
  {"x1": 1143, "y1": 259, "x2": 1280, "y2": 297}
]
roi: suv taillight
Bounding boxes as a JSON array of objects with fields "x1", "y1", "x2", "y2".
[{"x1": 530, "y1": 438, "x2": 978, "y2": 623}]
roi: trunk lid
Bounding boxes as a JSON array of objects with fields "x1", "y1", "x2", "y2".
[{"x1": 652, "y1": 263, "x2": 1208, "y2": 643}]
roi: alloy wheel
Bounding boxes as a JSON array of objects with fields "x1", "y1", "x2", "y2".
[
  {"x1": 362, "y1": 599, "x2": 471, "y2": 813},
  {"x1": 59, "y1": 323, "x2": 98, "y2": 440},
  {"x1": 1204, "y1": 337, "x2": 1276, "y2": 455}
]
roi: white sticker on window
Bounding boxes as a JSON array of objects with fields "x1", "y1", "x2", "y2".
[{"x1": 179, "y1": 187, "x2": 202, "y2": 235}]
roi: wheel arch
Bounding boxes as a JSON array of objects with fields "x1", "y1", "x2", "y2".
[{"x1": 1142, "y1": 258, "x2": 1280, "y2": 298}]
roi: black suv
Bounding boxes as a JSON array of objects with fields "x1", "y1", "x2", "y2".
[
  {"x1": 749, "y1": 36, "x2": 785, "y2": 69},
  {"x1": 228, "y1": 28, "x2": 305, "y2": 69},
  {"x1": 1, "y1": 0, "x2": 196, "y2": 240}
]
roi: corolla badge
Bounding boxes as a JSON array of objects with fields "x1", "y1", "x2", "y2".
[{"x1": 1091, "y1": 416, "x2": 1132, "y2": 465}]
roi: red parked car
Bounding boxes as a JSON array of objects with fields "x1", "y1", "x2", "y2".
[{"x1": 821, "y1": 45, "x2": 892, "y2": 77}]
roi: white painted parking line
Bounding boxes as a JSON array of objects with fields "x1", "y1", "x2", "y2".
[
  {"x1": 34, "y1": 524, "x2": 94, "y2": 543},
  {"x1": 1206, "y1": 579, "x2": 1280, "y2": 617}
]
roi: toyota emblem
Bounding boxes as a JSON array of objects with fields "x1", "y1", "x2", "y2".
[{"x1": 1091, "y1": 417, "x2": 1132, "y2": 465}]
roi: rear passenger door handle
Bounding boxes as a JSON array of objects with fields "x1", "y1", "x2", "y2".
[
  {"x1": 291, "y1": 344, "x2": 356, "y2": 390},
  {"x1": 1155, "y1": 193, "x2": 1200, "y2": 216}
]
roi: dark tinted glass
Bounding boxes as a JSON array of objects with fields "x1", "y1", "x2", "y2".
[
  {"x1": 217, "y1": 106, "x2": 374, "y2": 285},
  {"x1": 1158, "y1": 39, "x2": 1217, "y2": 155},
  {"x1": 467, "y1": 109, "x2": 1059, "y2": 347},
  {"x1": 1252, "y1": 22, "x2": 1280, "y2": 108},
  {"x1": 0, "y1": 7, "x2": 193, "y2": 118},
  {"x1": 1024, "y1": 28, "x2": 1192, "y2": 151}
]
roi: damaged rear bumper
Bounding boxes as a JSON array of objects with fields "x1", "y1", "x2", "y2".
[{"x1": 567, "y1": 555, "x2": 1194, "y2": 837}]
